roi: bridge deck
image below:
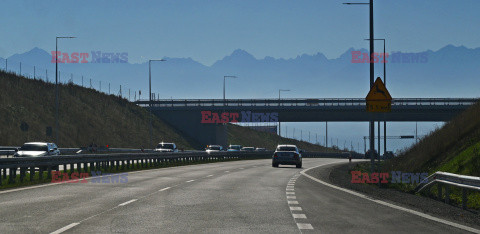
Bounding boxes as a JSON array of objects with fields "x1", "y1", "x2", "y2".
[{"x1": 135, "y1": 98, "x2": 479, "y2": 122}]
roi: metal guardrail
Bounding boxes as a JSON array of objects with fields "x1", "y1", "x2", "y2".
[
  {"x1": 134, "y1": 98, "x2": 479, "y2": 108},
  {"x1": 0, "y1": 147, "x2": 158, "y2": 157},
  {"x1": 0, "y1": 151, "x2": 273, "y2": 185},
  {"x1": 302, "y1": 152, "x2": 360, "y2": 158},
  {"x1": 415, "y1": 171, "x2": 480, "y2": 209},
  {"x1": 0, "y1": 150, "x2": 353, "y2": 186}
]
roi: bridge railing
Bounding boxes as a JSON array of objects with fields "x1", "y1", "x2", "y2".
[
  {"x1": 415, "y1": 171, "x2": 480, "y2": 209},
  {"x1": 134, "y1": 98, "x2": 479, "y2": 108}
]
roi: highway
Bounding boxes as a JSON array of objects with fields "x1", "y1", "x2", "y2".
[{"x1": 0, "y1": 158, "x2": 475, "y2": 233}]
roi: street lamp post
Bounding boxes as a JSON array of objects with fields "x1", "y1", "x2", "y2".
[
  {"x1": 149, "y1": 59, "x2": 166, "y2": 148},
  {"x1": 366, "y1": 38, "x2": 387, "y2": 159},
  {"x1": 223, "y1": 76, "x2": 237, "y2": 101},
  {"x1": 278, "y1": 89, "x2": 290, "y2": 137},
  {"x1": 55, "y1": 36, "x2": 75, "y2": 144},
  {"x1": 344, "y1": 0, "x2": 375, "y2": 172}
]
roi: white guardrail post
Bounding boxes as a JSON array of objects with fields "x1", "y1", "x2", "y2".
[{"x1": 416, "y1": 171, "x2": 480, "y2": 209}]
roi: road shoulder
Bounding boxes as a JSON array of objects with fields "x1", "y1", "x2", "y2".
[{"x1": 304, "y1": 161, "x2": 480, "y2": 230}]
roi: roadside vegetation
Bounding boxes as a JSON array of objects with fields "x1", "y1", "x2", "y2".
[
  {"x1": 348, "y1": 101, "x2": 480, "y2": 209},
  {"x1": 0, "y1": 70, "x2": 196, "y2": 149}
]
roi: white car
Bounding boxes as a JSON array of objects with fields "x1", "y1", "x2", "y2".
[
  {"x1": 241, "y1": 147, "x2": 255, "y2": 151},
  {"x1": 154, "y1": 142, "x2": 178, "y2": 153},
  {"x1": 14, "y1": 142, "x2": 60, "y2": 157},
  {"x1": 206, "y1": 145, "x2": 223, "y2": 153}
]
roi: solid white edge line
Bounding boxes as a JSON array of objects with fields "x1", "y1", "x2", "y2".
[
  {"x1": 300, "y1": 164, "x2": 480, "y2": 234},
  {"x1": 159, "y1": 187, "x2": 171, "y2": 191},
  {"x1": 186, "y1": 180, "x2": 195, "y2": 183},
  {"x1": 50, "y1": 222, "x2": 80, "y2": 234},
  {"x1": 118, "y1": 199, "x2": 138, "y2": 207}
]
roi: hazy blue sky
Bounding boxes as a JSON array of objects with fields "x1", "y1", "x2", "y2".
[{"x1": 1, "y1": 0, "x2": 479, "y2": 65}]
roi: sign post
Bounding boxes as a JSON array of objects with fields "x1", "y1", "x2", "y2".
[
  {"x1": 366, "y1": 77, "x2": 392, "y2": 112},
  {"x1": 366, "y1": 77, "x2": 392, "y2": 171}
]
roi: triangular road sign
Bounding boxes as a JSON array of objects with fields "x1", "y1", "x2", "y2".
[{"x1": 366, "y1": 77, "x2": 392, "y2": 101}]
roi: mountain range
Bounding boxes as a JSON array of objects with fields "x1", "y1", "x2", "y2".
[{"x1": 1, "y1": 45, "x2": 479, "y2": 100}]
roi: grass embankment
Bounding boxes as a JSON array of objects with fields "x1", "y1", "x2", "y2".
[
  {"x1": 227, "y1": 124, "x2": 340, "y2": 152},
  {"x1": 0, "y1": 70, "x2": 197, "y2": 149},
  {"x1": 358, "y1": 101, "x2": 480, "y2": 209},
  {"x1": 1, "y1": 70, "x2": 347, "y2": 152},
  {"x1": 383, "y1": 101, "x2": 480, "y2": 176}
]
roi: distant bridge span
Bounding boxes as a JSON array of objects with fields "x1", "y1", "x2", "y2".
[
  {"x1": 136, "y1": 98, "x2": 478, "y2": 122},
  {"x1": 134, "y1": 98, "x2": 478, "y2": 146}
]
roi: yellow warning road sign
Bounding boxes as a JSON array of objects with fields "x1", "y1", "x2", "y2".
[{"x1": 366, "y1": 77, "x2": 392, "y2": 112}]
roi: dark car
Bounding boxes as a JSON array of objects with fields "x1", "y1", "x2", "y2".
[{"x1": 272, "y1": 144, "x2": 302, "y2": 168}]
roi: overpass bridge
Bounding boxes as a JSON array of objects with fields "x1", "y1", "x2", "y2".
[{"x1": 134, "y1": 98, "x2": 478, "y2": 146}]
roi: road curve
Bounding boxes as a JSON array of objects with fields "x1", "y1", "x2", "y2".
[{"x1": 0, "y1": 158, "x2": 473, "y2": 233}]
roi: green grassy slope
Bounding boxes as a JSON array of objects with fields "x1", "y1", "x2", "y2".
[
  {"x1": 0, "y1": 70, "x2": 197, "y2": 149},
  {"x1": 1, "y1": 70, "x2": 341, "y2": 152},
  {"x1": 383, "y1": 101, "x2": 480, "y2": 176}
]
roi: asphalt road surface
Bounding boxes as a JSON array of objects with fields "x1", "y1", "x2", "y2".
[{"x1": 0, "y1": 158, "x2": 476, "y2": 233}]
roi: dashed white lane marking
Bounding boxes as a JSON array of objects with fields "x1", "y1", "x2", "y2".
[
  {"x1": 297, "y1": 223, "x2": 314, "y2": 230},
  {"x1": 186, "y1": 180, "x2": 195, "y2": 183},
  {"x1": 239, "y1": 168, "x2": 244, "y2": 169},
  {"x1": 300, "y1": 163, "x2": 480, "y2": 234},
  {"x1": 287, "y1": 174, "x2": 314, "y2": 232},
  {"x1": 50, "y1": 222, "x2": 80, "y2": 234},
  {"x1": 118, "y1": 199, "x2": 138, "y2": 207},
  {"x1": 293, "y1": 214, "x2": 307, "y2": 219},
  {"x1": 225, "y1": 171, "x2": 230, "y2": 173},
  {"x1": 289, "y1": 206, "x2": 302, "y2": 211},
  {"x1": 46, "y1": 161, "x2": 262, "y2": 233}
]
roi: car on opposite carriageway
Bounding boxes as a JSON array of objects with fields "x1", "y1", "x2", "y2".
[
  {"x1": 227, "y1": 145, "x2": 242, "y2": 151},
  {"x1": 154, "y1": 142, "x2": 178, "y2": 153},
  {"x1": 205, "y1": 145, "x2": 223, "y2": 153},
  {"x1": 14, "y1": 142, "x2": 60, "y2": 157},
  {"x1": 241, "y1": 147, "x2": 255, "y2": 151}
]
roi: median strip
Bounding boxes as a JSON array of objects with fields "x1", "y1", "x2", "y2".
[{"x1": 300, "y1": 163, "x2": 480, "y2": 234}]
